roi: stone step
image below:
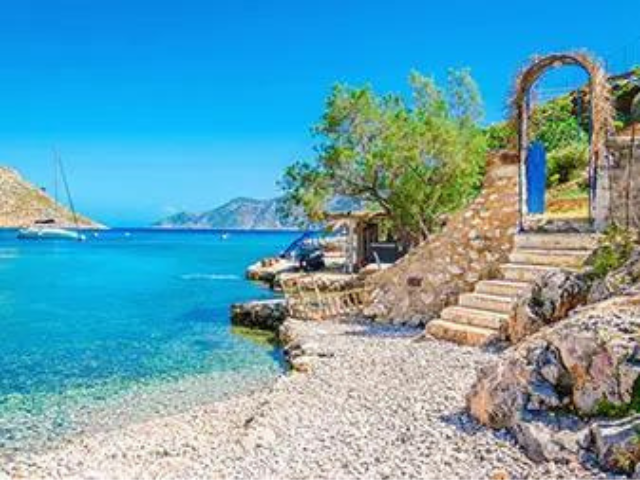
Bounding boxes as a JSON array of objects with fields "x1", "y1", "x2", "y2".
[
  {"x1": 440, "y1": 305, "x2": 508, "y2": 330},
  {"x1": 426, "y1": 319, "x2": 499, "y2": 347},
  {"x1": 509, "y1": 249, "x2": 591, "y2": 269},
  {"x1": 458, "y1": 293, "x2": 515, "y2": 314},
  {"x1": 515, "y1": 233, "x2": 598, "y2": 251},
  {"x1": 475, "y1": 279, "x2": 530, "y2": 297},
  {"x1": 500, "y1": 263, "x2": 564, "y2": 282}
]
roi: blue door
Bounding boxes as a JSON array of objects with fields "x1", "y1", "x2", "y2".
[{"x1": 526, "y1": 141, "x2": 546, "y2": 214}]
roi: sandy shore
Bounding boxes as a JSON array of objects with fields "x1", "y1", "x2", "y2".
[{"x1": 3, "y1": 320, "x2": 601, "y2": 480}]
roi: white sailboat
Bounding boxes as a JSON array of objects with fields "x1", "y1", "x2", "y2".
[
  {"x1": 17, "y1": 224, "x2": 85, "y2": 241},
  {"x1": 17, "y1": 150, "x2": 86, "y2": 242}
]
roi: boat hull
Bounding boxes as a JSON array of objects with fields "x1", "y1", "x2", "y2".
[{"x1": 17, "y1": 228, "x2": 86, "y2": 241}]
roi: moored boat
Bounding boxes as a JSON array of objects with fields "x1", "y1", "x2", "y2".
[
  {"x1": 17, "y1": 151, "x2": 87, "y2": 242},
  {"x1": 17, "y1": 226, "x2": 86, "y2": 241}
]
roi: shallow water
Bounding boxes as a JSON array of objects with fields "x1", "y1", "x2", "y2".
[{"x1": 0, "y1": 229, "x2": 298, "y2": 455}]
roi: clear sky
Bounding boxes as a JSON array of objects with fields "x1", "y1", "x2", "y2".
[{"x1": 0, "y1": 0, "x2": 638, "y2": 226}]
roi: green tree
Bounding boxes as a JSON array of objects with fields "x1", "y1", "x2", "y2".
[
  {"x1": 279, "y1": 69, "x2": 487, "y2": 244},
  {"x1": 530, "y1": 95, "x2": 588, "y2": 151}
]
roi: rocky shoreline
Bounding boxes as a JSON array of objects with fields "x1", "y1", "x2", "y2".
[
  {"x1": 2, "y1": 319, "x2": 601, "y2": 480},
  {"x1": 230, "y1": 298, "x2": 288, "y2": 331}
]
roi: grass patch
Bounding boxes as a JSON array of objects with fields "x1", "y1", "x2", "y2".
[
  {"x1": 590, "y1": 225, "x2": 637, "y2": 279},
  {"x1": 594, "y1": 377, "x2": 640, "y2": 419}
]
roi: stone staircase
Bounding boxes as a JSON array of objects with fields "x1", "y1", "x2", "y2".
[{"x1": 426, "y1": 232, "x2": 598, "y2": 346}]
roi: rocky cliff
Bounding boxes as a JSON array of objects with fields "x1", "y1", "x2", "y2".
[{"x1": 0, "y1": 167, "x2": 98, "y2": 228}]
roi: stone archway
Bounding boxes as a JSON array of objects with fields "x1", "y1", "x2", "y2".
[{"x1": 512, "y1": 52, "x2": 615, "y2": 231}]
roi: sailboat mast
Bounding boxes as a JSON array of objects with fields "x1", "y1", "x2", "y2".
[
  {"x1": 56, "y1": 152, "x2": 80, "y2": 229},
  {"x1": 52, "y1": 148, "x2": 59, "y2": 205}
]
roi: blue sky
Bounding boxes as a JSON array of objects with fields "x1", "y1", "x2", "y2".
[{"x1": 0, "y1": 0, "x2": 638, "y2": 226}]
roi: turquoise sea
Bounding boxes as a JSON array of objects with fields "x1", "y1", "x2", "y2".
[{"x1": 0, "y1": 229, "x2": 298, "y2": 456}]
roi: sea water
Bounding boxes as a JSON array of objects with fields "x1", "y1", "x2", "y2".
[{"x1": 0, "y1": 229, "x2": 298, "y2": 455}]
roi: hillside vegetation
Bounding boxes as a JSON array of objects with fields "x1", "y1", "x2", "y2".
[{"x1": 0, "y1": 167, "x2": 98, "y2": 228}]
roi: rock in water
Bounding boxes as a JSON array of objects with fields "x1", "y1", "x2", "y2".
[{"x1": 230, "y1": 299, "x2": 287, "y2": 331}]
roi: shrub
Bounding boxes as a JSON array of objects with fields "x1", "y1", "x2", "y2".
[
  {"x1": 530, "y1": 95, "x2": 588, "y2": 152},
  {"x1": 590, "y1": 225, "x2": 637, "y2": 279},
  {"x1": 546, "y1": 142, "x2": 589, "y2": 187},
  {"x1": 484, "y1": 121, "x2": 516, "y2": 151}
]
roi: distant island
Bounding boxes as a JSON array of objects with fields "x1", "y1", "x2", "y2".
[
  {"x1": 153, "y1": 196, "x2": 361, "y2": 230},
  {"x1": 153, "y1": 197, "x2": 297, "y2": 230},
  {"x1": 0, "y1": 166, "x2": 100, "y2": 228}
]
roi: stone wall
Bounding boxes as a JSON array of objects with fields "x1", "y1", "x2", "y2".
[
  {"x1": 607, "y1": 136, "x2": 640, "y2": 229},
  {"x1": 365, "y1": 151, "x2": 519, "y2": 325}
]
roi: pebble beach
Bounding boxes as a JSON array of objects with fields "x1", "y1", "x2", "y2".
[{"x1": 2, "y1": 320, "x2": 601, "y2": 480}]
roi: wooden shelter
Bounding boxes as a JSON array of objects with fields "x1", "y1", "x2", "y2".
[{"x1": 325, "y1": 210, "x2": 402, "y2": 273}]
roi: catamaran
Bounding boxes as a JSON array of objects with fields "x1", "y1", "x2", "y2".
[{"x1": 17, "y1": 151, "x2": 86, "y2": 242}]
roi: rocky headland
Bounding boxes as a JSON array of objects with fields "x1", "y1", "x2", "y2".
[{"x1": 0, "y1": 166, "x2": 99, "y2": 228}]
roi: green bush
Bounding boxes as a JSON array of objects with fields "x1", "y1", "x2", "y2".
[
  {"x1": 484, "y1": 122, "x2": 516, "y2": 151},
  {"x1": 546, "y1": 142, "x2": 589, "y2": 187},
  {"x1": 590, "y1": 225, "x2": 637, "y2": 279},
  {"x1": 594, "y1": 377, "x2": 640, "y2": 420},
  {"x1": 531, "y1": 95, "x2": 588, "y2": 152}
]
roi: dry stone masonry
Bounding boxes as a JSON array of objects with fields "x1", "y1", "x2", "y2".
[
  {"x1": 366, "y1": 151, "x2": 520, "y2": 326},
  {"x1": 607, "y1": 136, "x2": 640, "y2": 230},
  {"x1": 427, "y1": 232, "x2": 597, "y2": 345}
]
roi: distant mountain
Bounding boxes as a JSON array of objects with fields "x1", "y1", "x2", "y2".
[
  {"x1": 154, "y1": 197, "x2": 297, "y2": 230},
  {"x1": 0, "y1": 166, "x2": 99, "y2": 228},
  {"x1": 153, "y1": 196, "x2": 363, "y2": 230}
]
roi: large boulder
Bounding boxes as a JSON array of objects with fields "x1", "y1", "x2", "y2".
[
  {"x1": 507, "y1": 247, "x2": 640, "y2": 344},
  {"x1": 467, "y1": 355, "x2": 531, "y2": 429},
  {"x1": 467, "y1": 293, "x2": 640, "y2": 469},
  {"x1": 510, "y1": 414, "x2": 589, "y2": 463},
  {"x1": 507, "y1": 270, "x2": 592, "y2": 343}
]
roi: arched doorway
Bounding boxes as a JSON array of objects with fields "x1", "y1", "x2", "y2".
[{"x1": 513, "y1": 52, "x2": 614, "y2": 231}]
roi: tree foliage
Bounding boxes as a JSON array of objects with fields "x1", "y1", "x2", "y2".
[
  {"x1": 279, "y1": 69, "x2": 487, "y2": 243},
  {"x1": 484, "y1": 95, "x2": 588, "y2": 152},
  {"x1": 530, "y1": 95, "x2": 588, "y2": 151},
  {"x1": 484, "y1": 121, "x2": 517, "y2": 151},
  {"x1": 484, "y1": 94, "x2": 590, "y2": 189}
]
